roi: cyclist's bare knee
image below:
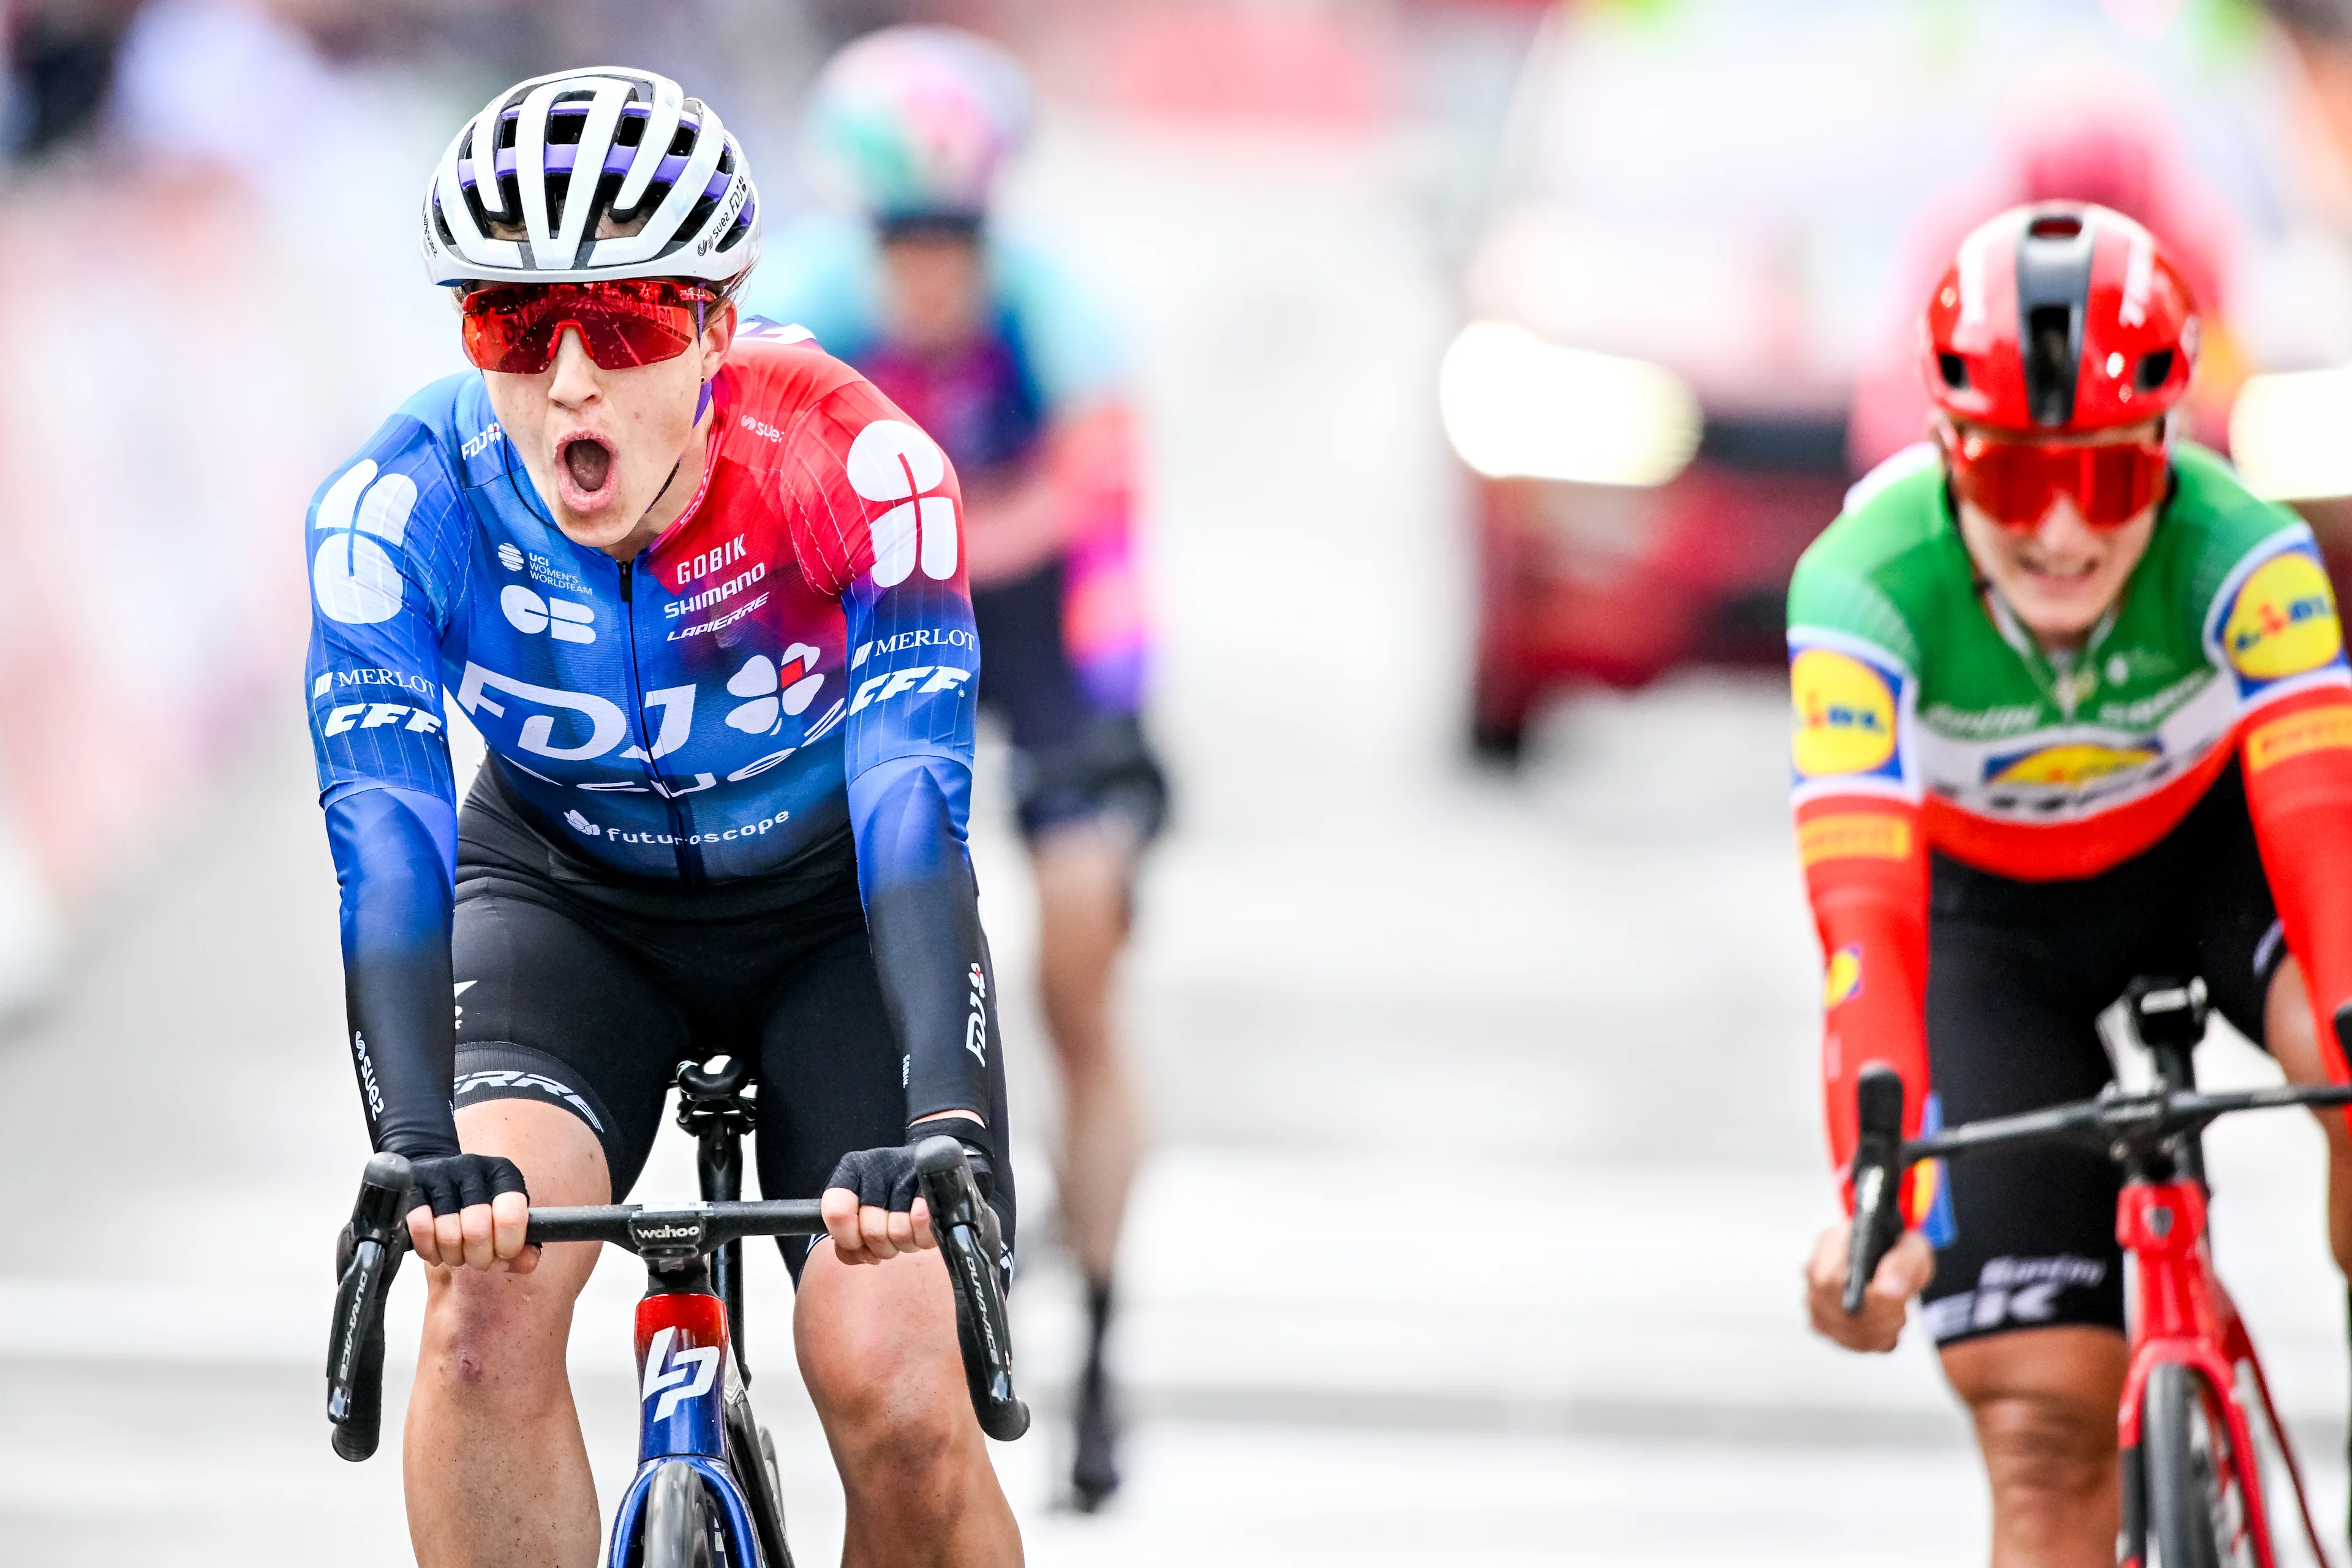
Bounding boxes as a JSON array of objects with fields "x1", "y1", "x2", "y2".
[
  {"x1": 796, "y1": 1242, "x2": 975, "y2": 1472},
  {"x1": 1944, "y1": 1327, "x2": 2124, "y2": 1516}
]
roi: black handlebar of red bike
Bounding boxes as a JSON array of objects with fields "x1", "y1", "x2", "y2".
[
  {"x1": 326, "y1": 1137, "x2": 1029, "y2": 1460},
  {"x1": 1841, "y1": 1064, "x2": 2352, "y2": 1315}
]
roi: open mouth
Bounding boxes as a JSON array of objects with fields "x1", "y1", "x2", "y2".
[{"x1": 555, "y1": 432, "x2": 617, "y2": 511}]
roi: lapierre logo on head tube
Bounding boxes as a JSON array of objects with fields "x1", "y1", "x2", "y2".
[{"x1": 641, "y1": 1325, "x2": 720, "y2": 1423}]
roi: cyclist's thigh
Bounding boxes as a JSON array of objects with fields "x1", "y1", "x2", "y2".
[
  {"x1": 2183, "y1": 767, "x2": 2287, "y2": 1045},
  {"x1": 1921, "y1": 916, "x2": 2126, "y2": 1349},
  {"x1": 750, "y1": 926, "x2": 1017, "y2": 1281},
  {"x1": 453, "y1": 883, "x2": 692, "y2": 1204}
]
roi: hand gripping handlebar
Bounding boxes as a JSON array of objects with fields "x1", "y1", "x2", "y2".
[{"x1": 325, "y1": 1139, "x2": 1030, "y2": 1457}]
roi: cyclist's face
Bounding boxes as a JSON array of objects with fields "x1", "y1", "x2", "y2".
[
  {"x1": 480, "y1": 303, "x2": 734, "y2": 555},
  {"x1": 881, "y1": 233, "x2": 987, "y2": 355},
  {"x1": 1952, "y1": 419, "x2": 2162, "y2": 649}
]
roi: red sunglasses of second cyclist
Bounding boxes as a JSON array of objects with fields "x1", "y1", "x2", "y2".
[{"x1": 460, "y1": 279, "x2": 721, "y2": 375}]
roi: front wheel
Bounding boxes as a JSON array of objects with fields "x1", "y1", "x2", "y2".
[
  {"x1": 2143, "y1": 1362, "x2": 2257, "y2": 1568},
  {"x1": 641, "y1": 1460, "x2": 722, "y2": 1568}
]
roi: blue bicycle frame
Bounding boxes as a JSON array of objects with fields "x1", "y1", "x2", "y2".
[{"x1": 609, "y1": 1280, "x2": 771, "y2": 1565}]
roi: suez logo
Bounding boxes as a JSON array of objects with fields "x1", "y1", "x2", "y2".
[
  {"x1": 352, "y1": 1031, "x2": 384, "y2": 1120},
  {"x1": 313, "y1": 668, "x2": 445, "y2": 737},
  {"x1": 639, "y1": 1325, "x2": 721, "y2": 1422},
  {"x1": 502, "y1": 585, "x2": 595, "y2": 643}
]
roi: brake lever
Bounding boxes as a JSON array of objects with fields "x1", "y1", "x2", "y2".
[
  {"x1": 328, "y1": 1151, "x2": 413, "y2": 1461},
  {"x1": 913, "y1": 1136, "x2": 1030, "y2": 1441},
  {"x1": 1842, "y1": 1065, "x2": 1908, "y2": 1317}
]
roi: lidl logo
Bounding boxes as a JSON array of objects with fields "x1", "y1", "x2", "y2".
[
  {"x1": 1985, "y1": 741, "x2": 2159, "y2": 788},
  {"x1": 1791, "y1": 649, "x2": 1898, "y2": 777},
  {"x1": 1822, "y1": 943, "x2": 1863, "y2": 1009},
  {"x1": 2223, "y1": 551, "x2": 2340, "y2": 682}
]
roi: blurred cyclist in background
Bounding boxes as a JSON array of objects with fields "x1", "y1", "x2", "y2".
[
  {"x1": 1849, "y1": 77, "x2": 2245, "y2": 475},
  {"x1": 1793, "y1": 203, "x2": 2352, "y2": 1564},
  {"x1": 745, "y1": 25, "x2": 1168, "y2": 1509}
]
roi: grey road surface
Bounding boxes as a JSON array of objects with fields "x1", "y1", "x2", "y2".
[{"x1": 3, "y1": 116, "x2": 2348, "y2": 1566}]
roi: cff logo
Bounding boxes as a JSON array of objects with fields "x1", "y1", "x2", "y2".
[
  {"x1": 313, "y1": 459, "x2": 419, "y2": 626},
  {"x1": 497, "y1": 543, "x2": 525, "y2": 572},
  {"x1": 726, "y1": 646, "x2": 825, "y2": 734},
  {"x1": 640, "y1": 1326, "x2": 720, "y2": 1423},
  {"x1": 502, "y1": 585, "x2": 595, "y2": 644},
  {"x1": 846, "y1": 420, "x2": 958, "y2": 588}
]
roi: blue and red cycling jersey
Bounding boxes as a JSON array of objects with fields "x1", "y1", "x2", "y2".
[{"x1": 306, "y1": 320, "x2": 992, "y2": 1161}]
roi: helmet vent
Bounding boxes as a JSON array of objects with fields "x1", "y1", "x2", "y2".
[
  {"x1": 1937, "y1": 353, "x2": 1967, "y2": 391},
  {"x1": 2138, "y1": 350, "x2": 2175, "y2": 392},
  {"x1": 2026, "y1": 306, "x2": 2078, "y2": 426},
  {"x1": 2027, "y1": 214, "x2": 2083, "y2": 240}
]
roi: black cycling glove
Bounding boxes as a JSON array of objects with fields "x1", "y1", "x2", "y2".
[
  {"x1": 825, "y1": 1116, "x2": 995, "y2": 1212},
  {"x1": 402, "y1": 1152, "x2": 530, "y2": 1218}
]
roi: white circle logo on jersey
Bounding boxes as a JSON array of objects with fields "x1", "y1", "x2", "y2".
[
  {"x1": 846, "y1": 420, "x2": 958, "y2": 587},
  {"x1": 312, "y1": 459, "x2": 418, "y2": 625},
  {"x1": 726, "y1": 644, "x2": 825, "y2": 734}
]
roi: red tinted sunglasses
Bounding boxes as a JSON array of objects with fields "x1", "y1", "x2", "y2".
[
  {"x1": 461, "y1": 280, "x2": 718, "y2": 374},
  {"x1": 1940, "y1": 421, "x2": 2169, "y2": 532}
]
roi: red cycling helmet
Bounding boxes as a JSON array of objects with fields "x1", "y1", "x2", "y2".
[
  {"x1": 1924, "y1": 201, "x2": 2197, "y2": 434},
  {"x1": 1923, "y1": 203, "x2": 2199, "y2": 529}
]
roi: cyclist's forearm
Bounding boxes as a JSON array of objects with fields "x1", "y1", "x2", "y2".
[
  {"x1": 1796, "y1": 795, "x2": 1932, "y2": 1189},
  {"x1": 2244, "y1": 687, "x2": 2352, "y2": 1076},
  {"x1": 848, "y1": 755, "x2": 997, "y2": 1144},
  {"x1": 326, "y1": 786, "x2": 462, "y2": 1158}
]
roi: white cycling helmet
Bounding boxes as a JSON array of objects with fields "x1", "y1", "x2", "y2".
[
  {"x1": 421, "y1": 66, "x2": 760, "y2": 287},
  {"x1": 801, "y1": 27, "x2": 1031, "y2": 227}
]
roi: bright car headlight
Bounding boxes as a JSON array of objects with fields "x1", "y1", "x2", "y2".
[
  {"x1": 2229, "y1": 366, "x2": 2352, "y2": 501},
  {"x1": 1438, "y1": 320, "x2": 1702, "y2": 487}
]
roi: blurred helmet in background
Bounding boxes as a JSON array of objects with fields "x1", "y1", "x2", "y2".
[
  {"x1": 1923, "y1": 202, "x2": 2198, "y2": 437},
  {"x1": 801, "y1": 26, "x2": 1033, "y2": 229},
  {"x1": 421, "y1": 67, "x2": 760, "y2": 287}
]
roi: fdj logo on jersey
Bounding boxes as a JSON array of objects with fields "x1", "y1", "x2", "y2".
[
  {"x1": 2223, "y1": 551, "x2": 2342, "y2": 683},
  {"x1": 1790, "y1": 649, "x2": 1899, "y2": 778}
]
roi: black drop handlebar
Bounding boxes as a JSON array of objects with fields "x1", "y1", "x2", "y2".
[
  {"x1": 326, "y1": 1136, "x2": 1029, "y2": 1459},
  {"x1": 1840, "y1": 1063, "x2": 2352, "y2": 1315}
]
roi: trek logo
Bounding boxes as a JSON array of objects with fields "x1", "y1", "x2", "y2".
[
  {"x1": 314, "y1": 668, "x2": 435, "y2": 700},
  {"x1": 461, "y1": 423, "x2": 502, "y2": 461},
  {"x1": 964, "y1": 963, "x2": 988, "y2": 1065},
  {"x1": 727, "y1": 646, "x2": 824, "y2": 734},
  {"x1": 323, "y1": 701, "x2": 445, "y2": 737},
  {"x1": 502, "y1": 585, "x2": 595, "y2": 644},
  {"x1": 675, "y1": 535, "x2": 748, "y2": 589},
  {"x1": 846, "y1": 420, "x2": 958, "y2": 588},
  {"x1": 313, "y1": 458, "x2": 418, "y2": 626},
  {"x1": 1921, "y1": 1255, "x2": 2105, "y2": 1343},
  {"x1": 848, "y1": 665, "x2": 971, "y2": 715},
  {"x1": 641, "y1": 1326, "x2": 720, "y2": 1423}
]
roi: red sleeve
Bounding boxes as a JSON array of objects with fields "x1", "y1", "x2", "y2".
[
  {"x1": 1798, "y1": 793, "x2": 1932, "y2": 1215},
  {"x1": 2241, "y1": 687, "x2": 2352, "y2": 1090}
]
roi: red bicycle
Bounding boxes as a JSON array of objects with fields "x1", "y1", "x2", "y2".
[{"x1": 1845, "y1": 978, "x2": 2352, "y2": 1568}]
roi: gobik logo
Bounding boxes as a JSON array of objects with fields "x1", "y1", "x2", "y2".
[
  {"x1": 726, "y1": 644, "x2": 825, "y2": 734},
  {"x1": 640, "y1": 1325, "x2": 720, "y2": 1423},
  {"x1": 847, "y1": 420, "x2": 958, "y2": 587}
]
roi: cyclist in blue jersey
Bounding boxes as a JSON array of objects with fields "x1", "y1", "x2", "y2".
[
  {"x1": 309, "y1": 67, "x2": 1018, "y2": 1565},
  {"x1": 750, "y1": 26, "x2": 1168, "y2": 1508}
]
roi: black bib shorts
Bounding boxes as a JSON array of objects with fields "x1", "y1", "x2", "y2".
[
  {"x1": 1918, "y1": 766, "x2": 2283, "y2": 1348},
  {"x1": 447, "y1": 762, "x2": 1016, "y2": 1278}
]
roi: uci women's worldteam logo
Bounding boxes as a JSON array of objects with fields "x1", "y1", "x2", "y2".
[
  {"x1": 1790, "y1": 648, "x2": 1901, "y2": 780},
  {"x1": 2222, "y1": 548, "x2": 2341, "y2": 685}
]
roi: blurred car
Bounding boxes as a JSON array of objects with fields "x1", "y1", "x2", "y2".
[{"x1": 1448, "y1": 0, "x2": 2352, "y2": 759}]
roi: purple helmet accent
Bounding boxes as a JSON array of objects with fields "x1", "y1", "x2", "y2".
[{"x1": 421, "y1": 66, "x2": 760, "y2": 287}]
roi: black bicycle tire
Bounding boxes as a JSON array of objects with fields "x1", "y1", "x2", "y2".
[
  {"x1": 641, "y1": 1459, "x2": 718, "y2": 1568},
  {"x1": 2144, "y1": 1362, "x2": 2253, "y2": 1568}
]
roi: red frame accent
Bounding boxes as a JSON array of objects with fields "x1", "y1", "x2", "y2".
[{"x1": 2111, "y1": 1179, "x2": 2331, "y2": 1568}]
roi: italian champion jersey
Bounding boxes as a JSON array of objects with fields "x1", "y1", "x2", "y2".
[{"x1": 1788, "y1": 440, "x2": 2350, "y2": 881}]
